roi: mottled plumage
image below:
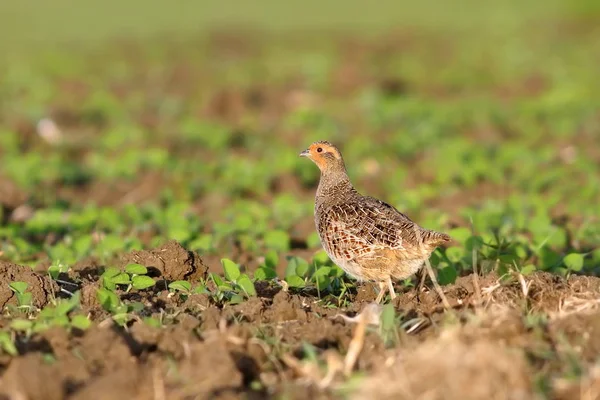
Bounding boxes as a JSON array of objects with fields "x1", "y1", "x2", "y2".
[{"x1": 300, "y1": 140, "x2": 451, "y2": 303}]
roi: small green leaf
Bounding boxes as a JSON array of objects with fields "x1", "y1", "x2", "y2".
[
  {"x1": 218, "y1": 283, "x2": 234, "y2": 292},
  {"x1": 211, "y1": 273, "x2": 224, "y2": 287},
  {"x1": 97, "y1": 288, "x2": 120, "y2": 312},
  {"x1": 48, "y1": 261, "x2": 69, "y2": 280},
  {"x1": 312, "y1": 250, "x2": 331, "y2": 266},
  {"x1": 55, "y1": 299, "x2": 78, "y2": 316},
  {"x1": 169, "y1": 281, "x2": 192, "y2": 292},
  {"x1": 112, "y1": 314, "x2": 130, "y2": 326},
  {"x1": 193, "y1": 285, "x2": 207, "y2": 294},
  {"x1": 17, "y1": 293, "x2": 32, "y2": 307},
  {"x1": 237, "y1": 274, "x2": 257, "y2": 296},
  {"x1": 0, "y1": 332, "x2": 18, "y2": 356},
  {"x1": 263, "y1": 230, "x2": 290, "y2": 252},
  {"x1": 101, "y1": 267, "x2": 120, "y2": 279},
  {"x1": 437, "y1": 264, "x2": 457, "y2": 285},
  {"x1": 10, "y1": 319, "x2": 33, "y2": 331},
  {"x1": 111, "y1": 273, "x2": 132, "y2": 285},
  {"x1": 287, "y1": 256, "x2": 310, "y2": 278},
  {"x1": 230, "y1": 294, "x2": 245, "y2": 304},
  {"x1": 448, "y1": 227, "x2": 471, "y2": 245},
  {"x1": 254, "y1": 266, "x2": 276, "y2": 281},
  {"x1": 306, "y1": 231, "x2": 322, "y2": 249},
  {"x1": 125, "y1": 263, "x2": 148, "y2": 275},
  {"x1": 330, "y1": 265, "x2": 345, "y2": 278},
  {"x1": 264, "y1": 250, "x2": 279, "y2": 269},
  {"x1": 221, "y1": 259, "x2": 241, "y2": 282},
  {"x1": 445, "y1": 247, "x2": 464, "y2": 263},
  {"x1": 564, "y1": 253, "x2": 584, "y2": 271},
  {"x1": 71, "y1": 315, "x2": 91, "y2": 330},
  {"x1": 521, "y1": 264, "x2": 536, "y2": 276},
  {"x1": 132, "y1": 275, "x2": 155, "y2": 290},
  {"x1": 128, "y1": 301, "x2": 145, "y2": 313},
  {"x1": 9, "y1": 281, "x2": 28, "y2": 294},
  {"x1": 313, "y1": 266, "x2": 331, "y2": 291},
  {"x1": 54, "y1": 315, "x2": 70, "y2": 327},
  {"x1": 465, "y1": 235, "x2": 484, "y2": 251},
  {"x1": 143, "y1": 317, "x2": 162, "y2": 328},
  {"x1": 285, "y1": 275, "x2": 305, "y2": 288}
]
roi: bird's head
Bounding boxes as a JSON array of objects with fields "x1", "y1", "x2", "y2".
[{"x1": 299, "y1": 141, "x2": 345, "y2": 172}]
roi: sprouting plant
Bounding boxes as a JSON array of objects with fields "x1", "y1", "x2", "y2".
[
  {"x1": 48, "y1": 259, "x2": 70, "y2": 280},
  {"x1": 9, "y1": 291, "x2": 91, "y2": 335},
  {"x1": 168, "y1": 280, "x2": 192, "y2": 293},
  {"x1": 100, "y1": 264, "x2": 155, "y2": 292},
  {"x1": 96, "y1": 287, "x2": 144, "y2": 326},
  {"x1": 124, "y1": 263, "x2": 156, "y2": 291},
  {"x1": 9, "y1": 281, "x2": 33, "y2": 310},
  {"x1": 0, "y1": 331, "x2": 18, "y2": 356},
  {"x1": 209, "y1": 259, "x2": 256, "y2": 304},
  {"x1": 168, "y1": 280, "x2": 207, "y2": 300},
  {"x1": 563, "y1": 253, "x2": 585, "y2": 277},
  {"x1": 283, "y1": 254, "x2": 347, "y2": 298},
  {"x1": 254, "y1": 250, "x2": 278, "y2": 281},
  {"x1": 284, "y1": 256, "x2": 310, "y2": 289}
]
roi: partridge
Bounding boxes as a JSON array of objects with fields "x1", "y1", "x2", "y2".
[{"x1": 300, "y1": 141, "x2": 450, "y2": 303}]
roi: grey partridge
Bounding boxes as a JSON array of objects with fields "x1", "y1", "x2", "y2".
[{"x1": 300, "y1": 140, "x2": 451, "y2": 303}]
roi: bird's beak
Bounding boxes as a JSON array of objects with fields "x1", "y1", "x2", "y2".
[{"x1": 299, "y1": 149, "x2": 310, "y2": 157}]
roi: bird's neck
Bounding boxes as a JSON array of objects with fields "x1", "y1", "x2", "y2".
[{"x1": 316, "y1": 168, "x2": 357, "y2": 206}]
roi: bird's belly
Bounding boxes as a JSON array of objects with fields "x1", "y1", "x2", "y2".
[
  {"x1": 327, "y1": 254, "x2": 366, "y2": 281},
  {"x1": 392, "y1": 259, "x2": 425, "y2": 280},
  {"x1": 316, "y1": 234, "x2": 365, "y2": 281}
]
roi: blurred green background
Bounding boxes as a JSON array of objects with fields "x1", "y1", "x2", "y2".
[{"x1": 1, "y1": 0, "x2": 598, "y2": 53}]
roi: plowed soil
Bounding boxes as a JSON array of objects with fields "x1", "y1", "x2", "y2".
[{"x1": 1, "y1": 242, "x2": 599, "y2": 399}]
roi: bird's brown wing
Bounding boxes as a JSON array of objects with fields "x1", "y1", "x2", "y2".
[{"x1": 319, "y1": 197, "x2": 430, "y2": 264}]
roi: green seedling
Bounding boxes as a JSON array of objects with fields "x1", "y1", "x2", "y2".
[
  {"x1": 263, "y1": 229, "x2": 290, "y2": 252},
  {"x1": 285, "y1": 256, "x2": 310, "y2": 289},
  {"x1": 210, "y1": 259, "x2": 257, "y2": 303},
  {"x1": 283, "y1": 254, "x2": 347, "y2": 297},
  {"x1": 168, "y1": 280, "x2": 207, "y2": 300},
  {"x1": 0, "y1": 331, "x2": 18, "y2": 356},
  {"x1": 101, "y1": 264, "x2": 155, "y2": 292},
  {"x1": 48, "y1": 260, "x2": 70, "y2": 280},
  {"x1": 101, "y1": 267, "x2": 132, "y2": 290},
  {"x1": 254, "y1": 250, "x2": 278, "y2": 281},
  {"x1": 10, "y1": 292, "x2": 90, "y2": 335},
  {"x1": 96, "y1": 287, "x2": 144, "y2": 326},
  {"x1": 124, "y1": 263, "x2": 156, "y2": 291},
  {"x1": 436, "y1": 262, "x2": 458, "y2": 285},
  {"x1": 9, "y1": 281, "x2": 33, "y2": 310},
  {"x1": 563, "y1": 253, "x2": 585, "y2": 276},
  {"x1": 168, "y1": 280, "x2": 192, "y2": 293}
]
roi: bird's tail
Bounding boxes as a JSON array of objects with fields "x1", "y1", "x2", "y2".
[{"x1": 422, "y1": 230, "x2": 451, "y2": 247}]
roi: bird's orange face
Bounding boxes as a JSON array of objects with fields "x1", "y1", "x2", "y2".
[{"x1": 299, "y1": 141, "x2": 342, "y2": 171}]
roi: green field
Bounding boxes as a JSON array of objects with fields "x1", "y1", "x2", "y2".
[{"x1": 0, "y1": 1, "x2": 599, "y2": 399}]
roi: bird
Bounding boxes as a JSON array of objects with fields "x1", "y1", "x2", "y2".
[{"x1": 300, "y1": 140, "x2": 451, "y2": 303}]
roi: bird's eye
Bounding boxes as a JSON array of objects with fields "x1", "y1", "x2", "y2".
[{"x1": 316, "y1": 147, "x2": 323, "y2": 153}]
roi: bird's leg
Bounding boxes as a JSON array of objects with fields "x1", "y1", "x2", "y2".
[
  {"x1": 375, "y1": 281, "x2": 387, "y2": 303},
  {"x1": 387, "y1": 276, "x2": 397, "y2": 300},
  {"x1": 416, "y1": 267, "x2": 427, "y2": 302}
]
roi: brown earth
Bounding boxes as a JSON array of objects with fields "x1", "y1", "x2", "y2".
[
  {"x1": 1, "y1": 243, "x2": 600, "y2": 399},
  {"x1": 0, "y1": 262, "x2": 58, "y2": 310}
]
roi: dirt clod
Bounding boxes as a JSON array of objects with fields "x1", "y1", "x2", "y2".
[
  {"x1": 0, "y1": 353, "x2": 64, "y2": 400},
  {"x1": 120, "y1": 240, "x2": 208, "y2": 281},
  {"x1": 353, "y1": 333, "x2": 534, "y2": 400},
  {"x1": 0, "y1": 261, "x2": 58, "y2": 309}
]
